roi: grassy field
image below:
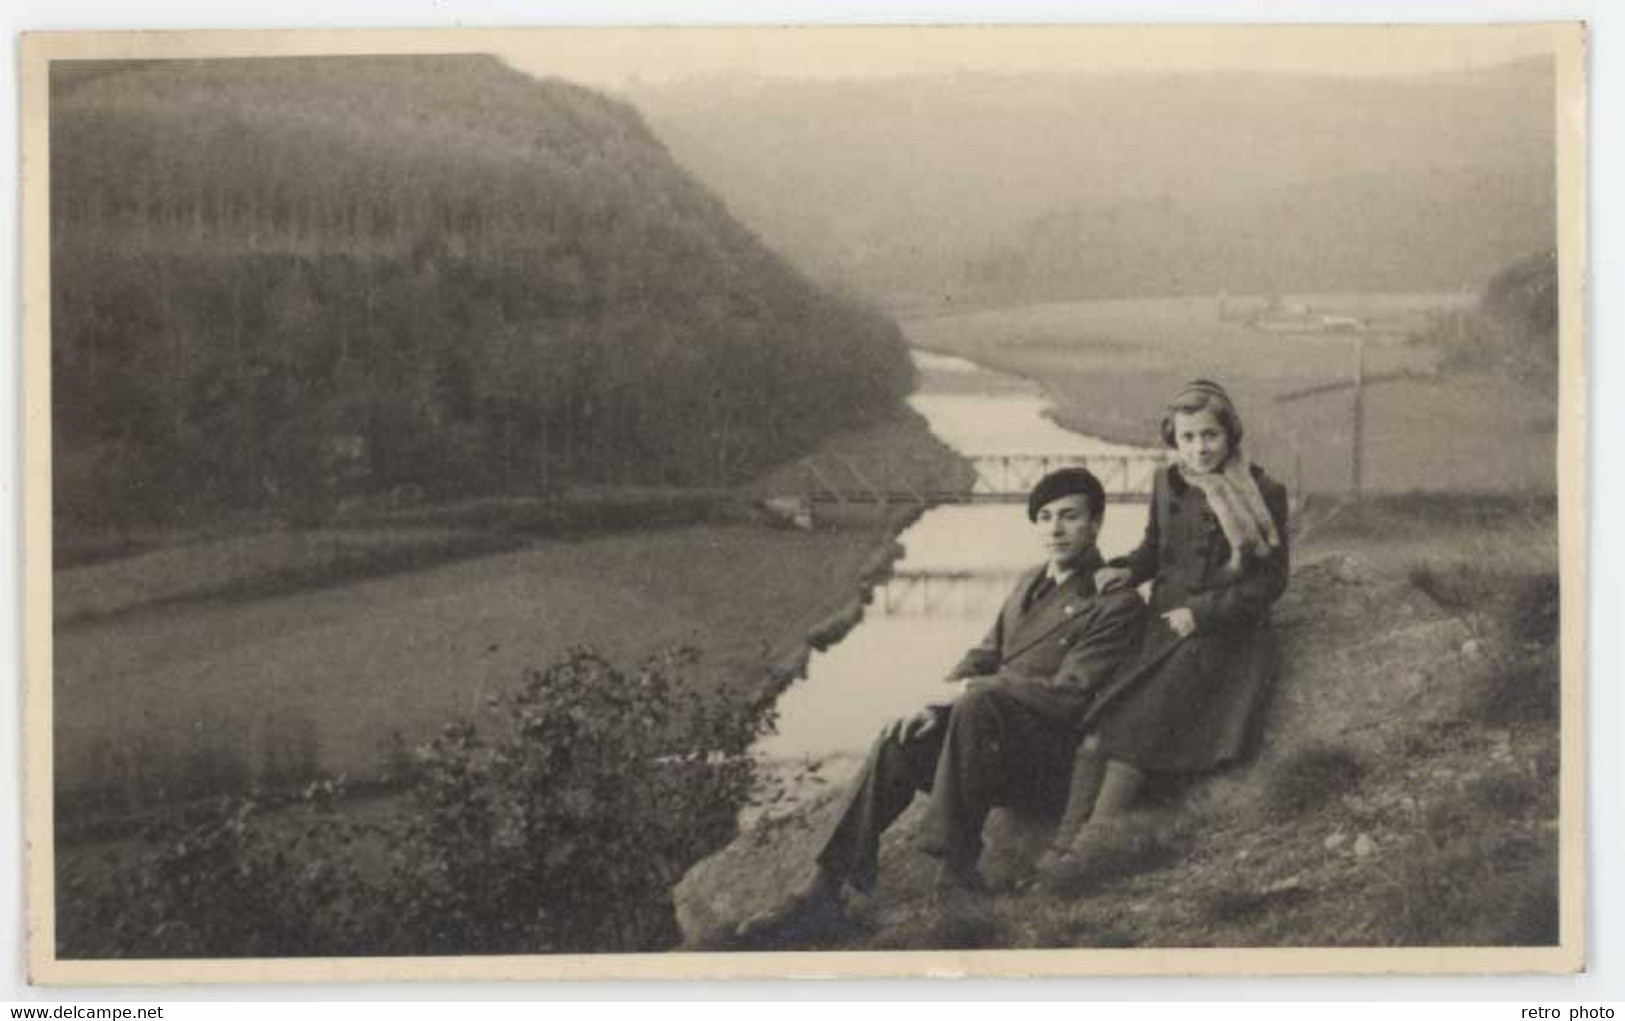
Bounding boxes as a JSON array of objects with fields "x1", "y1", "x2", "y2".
[
  {"x1": 52, "y1": 409, "x2": 966, "y2": 829},
  {"x1": 53, "y1": 524, "x2": 877, "y2": 819},
  {"x1": 903, "y1": 293, "x2": 1556, "y2": 496}
]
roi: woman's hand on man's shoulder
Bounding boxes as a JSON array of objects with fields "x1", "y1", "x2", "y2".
[{"x1": 1094, "y1": 565, "x2": 1134, "y2": 593}]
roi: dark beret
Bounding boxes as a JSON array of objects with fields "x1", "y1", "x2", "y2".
[{"x1": 1027, "y1": 466, "x2": 1105, "y2": 522}]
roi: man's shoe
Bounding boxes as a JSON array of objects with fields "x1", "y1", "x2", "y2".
[
  {"x1": 1020, "y1": 847, "x2": 1064, "y2": 891},
  {"x1": 733, "y1": 869, "x2": 845, "y2": 946},
  {"x1": 1034, "y1": 841, "x2": 1071, "y2": 877},
  {"x1": 1035, "y1": 822, "x2": 1112, "y2": 896}
]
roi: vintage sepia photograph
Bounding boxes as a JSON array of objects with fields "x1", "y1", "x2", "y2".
[{"x1": 20, "y1": 22, "x2": 1586, "y2": 982}]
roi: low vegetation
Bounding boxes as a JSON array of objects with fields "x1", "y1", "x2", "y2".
[
  {"x1": 1261, "y1": 744, "x2": 1365, "y2": 823},
  {"x1": 58, "y1": 647, "x2": 770, "y2": 958},
  {"x1": 1404, "y1": 539, "x2": 1561, "y2": 729},
  {"x1": 1374, "y1": 784, "x2": 1559, "y2": 947}
]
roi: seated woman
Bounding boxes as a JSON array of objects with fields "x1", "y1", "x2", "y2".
[{"x1": 1048, "y1": 378, "x2": 1291, "y2": 857}]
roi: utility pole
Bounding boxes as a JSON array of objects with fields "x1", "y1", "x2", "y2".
[
  {"x1": 1291, "y1": 435, "x2": 1305, "y2": 516},
  {"x1": 1351, "y1": 334, "x2": 1365, "y2": 502}
]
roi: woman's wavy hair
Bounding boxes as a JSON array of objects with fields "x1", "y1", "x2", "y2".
[{"x1": 1159, "y1": 378, "x2": 1245, "y2": 451}]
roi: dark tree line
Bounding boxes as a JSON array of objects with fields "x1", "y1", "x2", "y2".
[
  {"x1": 1417, "y1": 248, "x2": 1558, "y2": 381},
  {"x1": 49, "y1": 56, "x2": 915, "y2": 530},
  {"x1": 958, "y1": 170, "x2": 1558, "y2": 304},
  {"x1": 1480, "y1": 248, "x2": 1558, "y2": 348}
]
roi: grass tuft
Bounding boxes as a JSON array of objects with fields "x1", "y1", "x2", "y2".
[
  {"x1": 1465, "y1": 771, "x2": 1539, "y2": 816},
  {"x1": 924, "y1": 901, "x2": 1012, "y2": 951},
  {"x1": 1469, "y1": 650, "x2": 1560, "y2": 726},
  {"x1": 1503, "y1": 572, "x2": 1561, "y2": 647},
  {"x1": 1403, "y1": 554, "x2": 1559, "y2": 727},
  {"x1": 1262, "y1": 744, "x2": 1364, "y2": 822},
  {"x1": 1375, "y1": 827, "x2": 1557, "y2": 946},
  {"x1": 1406, "y1": 559, "x2": 1485, "y2": 610},
  {"x1": 1026, "y1": 912, "x2": 1140, "y2": 949},
  {"x1": 1198, "y1": 884, "x2": 1313, "y2": 927},
  {"x1": 865, "y1": 899, "x2": 1011, "y2": 952}
]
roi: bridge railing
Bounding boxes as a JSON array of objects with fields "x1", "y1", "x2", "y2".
[
  {"x1": 767, "y1": 452, "x2": 1167, "y2": 529},
  {"x1": 966, "y1": 452, "x2": 1164, "y2": 502},
  {"x1": 878, "y1": 569, "x2": 1022, "y2": 618}
]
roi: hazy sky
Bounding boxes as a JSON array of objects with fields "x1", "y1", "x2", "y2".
[{"x1": 495, "y1": 24, "x2": 1566, "y2": 88}]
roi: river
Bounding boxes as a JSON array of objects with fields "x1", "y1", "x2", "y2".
[
  {"x1": 750, "y1": 350, "x2": 1162, "y2": 809},
  {"x1": 51, "y1": 348, "x2": 1159, "y2": 826}
]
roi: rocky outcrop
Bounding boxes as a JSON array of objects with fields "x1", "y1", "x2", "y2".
[{"x1": 673, "y1": 791, "x2": 1051, "y2": 950}]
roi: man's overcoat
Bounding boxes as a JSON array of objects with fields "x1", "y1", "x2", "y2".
[{"x1": 946, "y1": 548, "x2": 1148, "y2": 728}]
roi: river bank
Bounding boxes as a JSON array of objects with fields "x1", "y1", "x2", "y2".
[
  {"x1": 53, "y1": 404, "x2": 970, "y2": 831},
  {"x1": 52, "y1": 398, "x2": 977, "y2": 958}
]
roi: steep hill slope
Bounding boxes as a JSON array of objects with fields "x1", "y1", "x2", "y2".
[
  {"x1": 50, "y1": 56, "x2": 915, "y2": 531},
  {"x1": 676, "y1": 502, "x2": 1562, "y2": 952}
]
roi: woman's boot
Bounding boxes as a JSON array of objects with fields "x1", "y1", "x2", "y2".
[
  {"x1": 1048, "y1": 739, "x2": 1106, "y2": 854},
  {"x1": 1037, "y1": 758, "x2": 1146, "y2": 893},
  {"x1": 1089, "y1": 759, "x2": 1145, "y2": 819}
]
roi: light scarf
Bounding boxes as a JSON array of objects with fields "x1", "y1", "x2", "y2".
[{"x1": 1181, "y1": 453, "x2": 1282, "y2": 572}]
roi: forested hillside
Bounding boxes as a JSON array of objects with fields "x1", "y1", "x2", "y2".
[
  {"x1": 49, "y1": 56, "x2": 914, "y2": 531},
  {"x1": 631, "y1": 60, "x2": 1555, "y2": 302}
]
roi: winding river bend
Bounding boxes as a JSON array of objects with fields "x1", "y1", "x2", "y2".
[{"x1": 751, "y1": 351, "x2": 1162, "y2": 802}]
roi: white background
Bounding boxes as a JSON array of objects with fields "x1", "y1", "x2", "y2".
[{"x1": 3, "y1": 0, "x2": 1617, "y2": 1003}]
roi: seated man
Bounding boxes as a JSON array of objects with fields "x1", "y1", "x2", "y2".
[{"x1": 737, "y1": 467, "x2": 1146, "y2": 941}]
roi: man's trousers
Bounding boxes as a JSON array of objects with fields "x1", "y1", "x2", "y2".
[{"x1": 813, "y1": 683, "x2": 1080, "y2": 891}]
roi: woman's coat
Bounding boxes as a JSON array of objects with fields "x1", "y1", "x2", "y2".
[{"x1": 1087, "y1": 462, "x2": 1291, "y2": 773}]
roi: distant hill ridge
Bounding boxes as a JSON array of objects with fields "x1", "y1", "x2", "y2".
[
  {"x1": 50, "y1": 55, "x2": 915, "y2": 529},
  {"x1": 629, "y1": 60, "x2": 1557, "y2": 300}
]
